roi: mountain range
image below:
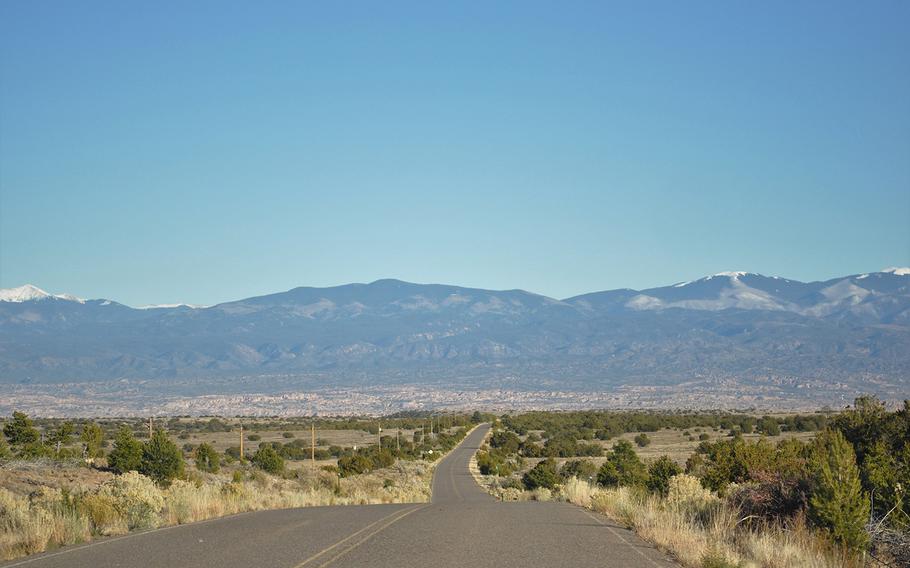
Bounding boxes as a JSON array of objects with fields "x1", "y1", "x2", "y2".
[{"x1": 1, "y1": 269, "x2": 909, "y2": 400}]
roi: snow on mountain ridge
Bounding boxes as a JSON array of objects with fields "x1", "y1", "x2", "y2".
[
  {"x1": 709, "y1": 271, "x2": 751, "y2": 279},
  {"x1": 627, "y1": 275, "x2": 788, "y2": 312},
  {"x1": 0, "y1": 284, "x2": 85, "y2": 304},
  {"x1": 672, "y1": 272, "x2": 758, "y2": 288}
]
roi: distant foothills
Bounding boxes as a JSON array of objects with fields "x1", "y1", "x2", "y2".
[{"x1": 0, "y1": 268, "x2": 908, "y2": 409}]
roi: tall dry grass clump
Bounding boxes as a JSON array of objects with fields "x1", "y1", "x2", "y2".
[
  {"x1": 0, "y1": 486, "x2": 93, "y2": 559},
  {"x1": 562, "y1": 476, "x2": 595, "y2": 508},
  {"x1": 558, "y1": 475, "x2": 857, "y2": 568},
  {"x1": 0, "y1": 488, "x2": 52, "y2": 559}
]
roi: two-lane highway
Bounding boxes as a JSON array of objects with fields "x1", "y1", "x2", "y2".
[{"x1": 3, "y1": 425, "x2": 677, "y2": 567}]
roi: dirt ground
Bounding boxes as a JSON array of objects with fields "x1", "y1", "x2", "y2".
[{"x1": 0, "y1": 460, "x2": 115, "y2": 497}]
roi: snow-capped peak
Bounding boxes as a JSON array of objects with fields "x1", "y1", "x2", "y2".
[
  {"x1": 671, "y1": 271, "x2": 754, "y2": 287},
  {"x1": 881, "y1": 267, "x2": 910, "y2": 276},
  {"x1": 706, "y1": 271, "x2": 750, "y2": 280},
  {"x1": 0, "y1": 284, "x2": 51, "y2": 302},
  {"x1": 0, "y1": 284, "x2": 85, "y2": 303}
]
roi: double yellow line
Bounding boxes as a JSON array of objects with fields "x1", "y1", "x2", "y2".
[{"x1": 293, "y1": 504, "x2": 427, "y2": 568}]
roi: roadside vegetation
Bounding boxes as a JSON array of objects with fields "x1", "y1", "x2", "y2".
[
  {"x1": 474, "y1": 398, "x2": 909, "y2": 567},
  {"x1": 0, "y1": 411, "x2": 481, "y2": 561}
]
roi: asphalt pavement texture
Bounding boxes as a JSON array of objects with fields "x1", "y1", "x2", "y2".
[{"x1": 3, "y1": 424, "x2": 677, "y2": 567}]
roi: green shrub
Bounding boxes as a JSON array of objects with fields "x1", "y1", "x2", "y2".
[
  {"x1": 140, "y1": 430, "x2": 185, "y2": 486},
  {"x1": 634, "y1": 433, "x2": 651, "y2": 447},
  {"x1": 560, "y1": 459, "x2": 598, "y2": 483},
  {"x1": 598, "y1": 440, "x2": 647, "y2": 488},
  {"x1": 252, "y1": 445, "x2": 284, "y2": 474},
  {"x1": 694, "y1": 437, "x2": 777, "y2": 493},
  {"x1": 489, "y1": 431, "x2": 521, "y2": 454},
  {"x1": 80, "y1": 422, "x2": 104, "y2": 459},
  {"x1": 337, "y1": 455, "x2": 371, "y2": 477},
  {"x1": 108, "y1": 426, "x2": 143, "y2": 474},
  {"x1": 194, "y1": 443, "x2": 220, "y2": 473},
  {"x1": 647, "y1": 455, "x2": 682, "y2": 496},
  {"x1": 758, "y1": 416, "x2": 780, "y2": 436},
  {"x1": 17, "y1": 442, "x2": 53, "y2": 459},
  {"x1": 246, "y1": 434, "x2": 261, "y2": 441},
  {"x1": 49, "y1": 422, "x2": 74, "y2": 451},
  {"x1": 523, "y1": 458, "x2": 558, "y2": 490}
]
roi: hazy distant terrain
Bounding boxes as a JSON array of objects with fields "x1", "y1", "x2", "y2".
[{"x1": 1, "y1": 269, "x2": 908, "y2": 413}]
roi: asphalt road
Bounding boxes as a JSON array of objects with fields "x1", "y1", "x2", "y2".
[{"x1": 3, "y1": 425, "x2": 677, "y2": 567}]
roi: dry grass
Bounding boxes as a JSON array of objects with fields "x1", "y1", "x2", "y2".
[
  {"x1": 559, "y1": 475, "x2": 857, "y2": 568},
  {"x1": 600, "y1": 429, "x2": 818, "y2": 466},
  {"x1": 0, "y1": 460, "x2": 434, "y2": 561}
]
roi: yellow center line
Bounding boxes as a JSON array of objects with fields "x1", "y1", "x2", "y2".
[
  {"x1": 315, "y1": 504, "x2": 428, "y2": 567},
  {"x1": 292, "y1": 505, "x2": 423, "y2": 568}
]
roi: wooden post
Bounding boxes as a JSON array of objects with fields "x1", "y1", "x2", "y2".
[
  {"x1": 310, "y1": 422, "x2": 316, "y2": 471},
  {"x1": 239, "y1": 421, "x2": 244, "y2": 463},
  {"x1": 148, "y1": 417, "x2": 153, "y2": 438}
]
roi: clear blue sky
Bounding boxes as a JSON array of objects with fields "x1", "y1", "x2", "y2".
[{"x1": 1, "y1": 1, "x2": 908, "y2": 306}]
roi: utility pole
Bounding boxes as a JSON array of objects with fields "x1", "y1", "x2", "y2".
[
  {"x1": 310, "y1": 421, "x2": 316, "y2": 472},
  {"x1": 377, "y1": 421, "x2": 382, "y2": 450},
  {"x1": 396, "y1": 428, "x2": 400, "y2": 453},
  {"x1": 148, "y1": 417, "x2": 153, "y2": 438},
  {"x1": 239, "y1": 421, "x2": 244, "y2": 463}
]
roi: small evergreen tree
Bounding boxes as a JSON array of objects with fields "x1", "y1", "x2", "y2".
[
  {"x1": 597, "y1": 460, "x2": 621, "y2": 487},
  {"x1": 598, "y1": 440, "x2": 647, "y2": 487},
  {"x1": 49, "y1": 422, "x2": 74, "y2": 448},
  {"x1": 3, "y1": 411, "x2": 40, "y2": 447},
  {"x1": 194, "y1": 442, "x2": 220, "y2": 473},
  {"x1": 831, "y1": 396, "x2": 887, "y2": 464},
  {"x1": 862, "y1": 440, "x2": 900, "y2": 517},
  {"x1": 634, "y1": 433, "x2": 651, "y2": 447},
  {"x1": 523, "y1": 457, "x2": 558, "y2": 490},
  {"x1": 252, "y1": 445, "x2": 284, "y2": 474},
  {"x1": 140, "y1": 429, "x2": 185, "y2": 486},
  {"x1": 338, "y1": 454, "x2": 372, "y2": 477},
  {"x1": 647, "y1": 455, "x2": 682, "y2": 496},
  {"x1": 18, "y1": 441, "x2": 53, "y2": 459},
  {"x1": 560, "y1": 459, "x2": 598, "y2": 482},
  {"x1": 759, "y1": 416, "x2": 780, "y2": 436},
  {"x1": 108, "y1": 425, "x2": 143, "y2": 473},
  {"x1": 809, "y1": 429, "x2": 869, "y2": 552},
  {"x1": 80, "y1": 422, "x2": 105, "y2": 459}
]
